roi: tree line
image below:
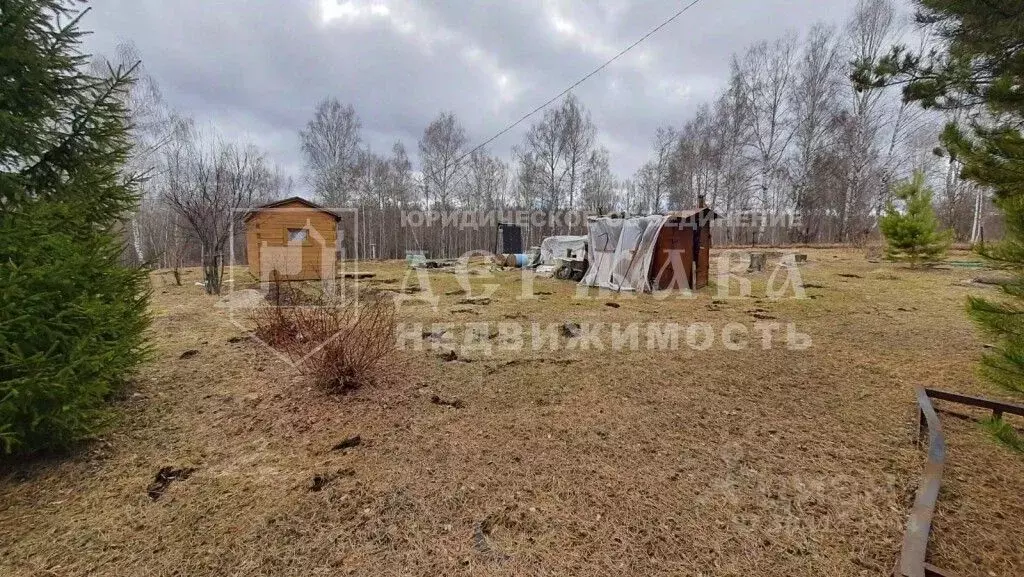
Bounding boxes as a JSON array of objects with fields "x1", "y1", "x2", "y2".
[
  {"x1": 125, "y1": 0, "x2": 997, "y2": 267},
  {"x1": 294, "y1": 0, "x2": 993, "y2": 258},
  {"x1": 663, "y1": 0, "x2": 988, "y2": 245}
]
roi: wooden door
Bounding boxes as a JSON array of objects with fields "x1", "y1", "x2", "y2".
[{"x1": 651, "y1": 224, "x2": 693, "y2": 290}]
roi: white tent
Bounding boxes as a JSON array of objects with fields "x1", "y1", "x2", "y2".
[
  {"x1": 580, "y1": 215, "x2": 667, "y2": 292},
  {"x1": 539, "y1": 235, "x2": 587, "y2": 265}
]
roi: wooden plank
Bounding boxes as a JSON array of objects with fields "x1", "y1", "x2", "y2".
[
  {"x1": 651, "y1": 225, "x2": 693, "y2": 290},
  {"x1": 696, "y1": 225, "x2": 710, "y2": 289},
  {"x1": 897, "y1": 386, "x2": 946, "y2": 577},
  {"x1": 924, "y1": 388, "x2": 1024, "y2": 418}
]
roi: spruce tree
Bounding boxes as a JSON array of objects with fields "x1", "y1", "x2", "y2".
[
  {"x1": 858, "y1": 1, "x2": 1024, "y2": 396},
  {"x1": 0, "y1": 1, "x2": 150, "y2": 454},
  {"x1": 879, "y1": 171, "x2": 951, "y2": 267}
]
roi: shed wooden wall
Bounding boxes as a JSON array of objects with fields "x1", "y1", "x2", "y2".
[
  {"x1": 245, "y1": 202, "x2": 338, "y2": 280},
  {"x1": 695, "y1": 224, "x2": 711, "y2": 290},
  {"x1": 649, "y1": 214, "x2": 713, "y2": 291},
  {"x1": 651, "y1": 223, "x2": 694, "y2": 291}
]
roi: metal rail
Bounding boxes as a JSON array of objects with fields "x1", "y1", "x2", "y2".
[
  {"x1": 897, "y1": 386, "x2": 948, "y2": 577},
  {"x1": 893, "y1": 385, "x2": 1021, "y2": 577},
  {"x1": 924, "y1": 387, "x2": 1024, "y2": 420}
]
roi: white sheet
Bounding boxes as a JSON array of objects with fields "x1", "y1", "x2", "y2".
[
  {"x1": 539, "y1": 235, "x2": 588, "y2": 265},
  {"x1": 580, "y1": 216, "x2": 666, "y2": 292}
]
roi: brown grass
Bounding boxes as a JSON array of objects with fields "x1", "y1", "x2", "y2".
[{"x1": 0, "y1": 248, "x2": 1022, "y2": 577}]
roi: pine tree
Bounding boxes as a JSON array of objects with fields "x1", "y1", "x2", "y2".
[
  {"x1": 961, "y1": 151, "x2": 1024, "y2": 395},
  {"x1": 858, "y1": 1, "x2": 1024, "y2": 396},
  {"x1": 879, "y1": 171, "x2": 951, "y2": 267},
  {"x1": 0, "y1": 1, "x2": 150, "y2": 455}
]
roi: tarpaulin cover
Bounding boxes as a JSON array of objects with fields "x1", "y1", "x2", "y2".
[
  {"x1": 580, "y1": 216, "x2": 667, "y2": 292},
  {"x1": 499, "y1": 224, "x2": 523, "y2": 254},
  {"x1": 539, "y1": 235, "x2": 587, "y2": 265}
]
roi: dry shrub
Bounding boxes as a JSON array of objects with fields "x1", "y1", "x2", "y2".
[
  {"x1": 264, "y1": 277, "x2": 316, "y2": 307},
  {"x1": 251, "y1": 282, "x2": 397, "y2": 393}
]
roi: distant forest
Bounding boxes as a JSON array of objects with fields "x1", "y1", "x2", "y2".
[{"x1": 119, "y1": 0, "x2": 996, "y2": 266}]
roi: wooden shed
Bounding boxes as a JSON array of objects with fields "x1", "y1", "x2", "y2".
[
  {"x1": 244, "y1": 197, "x2": 341, "y2": 282},
  {"x1": 650, "y1": 206, "x2": 720, "y2": 291}
]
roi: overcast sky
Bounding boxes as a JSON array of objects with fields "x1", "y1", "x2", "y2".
[{"x1": 83, "y1": 0, "x2": 914, "y2": 195}]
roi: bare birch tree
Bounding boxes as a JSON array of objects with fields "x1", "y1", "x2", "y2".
[
  {"x1": 582, "y1": 147, "x2": 616, "y2": 215},
  {"x1": 788, "y1": 23, "x2": 843, "y2": 240},
  {"x1": 559, "y1": 94, "x2": 596, "y2": 213},
  {"x1": 465, "y1": 149, "x2": 508, "y2": 210},
  {"x1": 736, "y1": 34, "x2": 799, "y2": 224},
  {"x1": 520, "y1": 107, "x2": 568, "y2": 211},
  {"x1": 388, "y1": 142, "x2": 415, "y2": 209},
  {"x1": 300, "y1": 98, "x2": 362, "y2": 206},
  {"x1": 418, "y1": 112, "x2": 467, "y2": 211},
  {"x1": 418, "y1": 112, "x2": 467, "y2": 256},
  {"x1": 635, "y1": 126, "x2": 676, "y2": 213}
]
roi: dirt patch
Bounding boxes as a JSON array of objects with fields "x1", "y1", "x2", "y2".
[
  {"x1": 430, "y1": 395, "x2": 465, "y2": 409},
  {"x1": 330, "y1": 435, "x2": 362, "y2": 451},
  {"x1": 214, "y1": 288, "x2": 264, "y2": 309},
  {"x1": 146, "y1": 467, "x2": 196, "y2": 500},
  {"x1": 560, "y1": 322, "x2": 581, "y2": 337},
  {"x1": 972, "y1": 274, "x2": 1012, "y2": 286},
  {"x1": 438, "y1": 350, "x2": 462, "y2": 362},
  {"x1": 308, "y1": 468, "x2": 354, "y2": 492},
  {"x1": 457, "y1": 296, "x2": 491, "y2": 305},
  {"x1": 484, "y1": 357, "x2": 580, "y2": 375},
  {"x1": 422, "y1": 329, "x2": 447, "y2": 342}
]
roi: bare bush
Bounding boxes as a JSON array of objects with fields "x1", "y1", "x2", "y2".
[{"x1": 251, "y1": 283, "x2": 397, "y2": 392}]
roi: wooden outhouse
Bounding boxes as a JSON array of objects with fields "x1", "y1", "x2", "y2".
[
  {"x1": 650, "y1": 206, "x2": 719, "y2": 291},
  {"x1": 244, "y1": 197, "x2": 341, "y2": 282}
]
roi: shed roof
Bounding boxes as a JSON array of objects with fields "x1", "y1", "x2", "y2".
[
  {"x1": 243, "y1": 196, "x2": 343, "y2": 222},
  {"x1": 586, "y1": 208, "x2": 723, "y2": 222},
  {"x1": 665, "y1": 207, "x2": 722, "y2": 220}
]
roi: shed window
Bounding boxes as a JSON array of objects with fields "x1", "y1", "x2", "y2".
[{"x1": 287, "y1": 228, "x2": 308, "y2": 242}]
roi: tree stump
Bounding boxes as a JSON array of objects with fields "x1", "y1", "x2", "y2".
[
  {"x1": 794, "y1": 254, "x2": 808, "y2": 263},
  {"x1": 748, "y1": 253, "x2": 767, "y2": 272},
  {"x1": 865, "y1": 246, "x2": 884, "y2": 263}
]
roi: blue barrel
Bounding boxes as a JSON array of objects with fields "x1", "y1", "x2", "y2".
[{"x1": 515, "y1": 253, "x2": 530, "y2": 267}]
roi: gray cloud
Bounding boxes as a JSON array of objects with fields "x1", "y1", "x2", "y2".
[{"x1": 84, "y1": 0, "x2": 906, "y2": 192}]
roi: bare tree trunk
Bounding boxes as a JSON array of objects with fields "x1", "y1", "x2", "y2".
[
  {"x1": 203, "y1": 249, "x2": 221, "y2": 295},
  {"x1": 970, "y1": 187, "x2": 983, "y2": 244}
]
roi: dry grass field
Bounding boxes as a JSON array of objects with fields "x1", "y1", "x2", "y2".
[{"x1": 1, "y1": 248, "x2": 1022, "y2": 577}]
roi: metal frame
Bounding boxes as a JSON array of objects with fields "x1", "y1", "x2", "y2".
[
  {"x1": 898, "y1": 387, "x2": 950, "y2": 577},
  {"x1": 897, "y1": 387, "x2": 1023, "y2": 577},
  {"x1": 924, "y1": 387, "x2": 1024, "y2": 421}
]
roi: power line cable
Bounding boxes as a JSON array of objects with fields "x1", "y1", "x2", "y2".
[
  {"x1": 421, "y1": 0, "x2": 707, "y2": 235},
  {"x1": 454, "y1": 0, "x2": 707, "y2": 166}
]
